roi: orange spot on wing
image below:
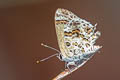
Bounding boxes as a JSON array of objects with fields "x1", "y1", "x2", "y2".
[
  {"x1": 72, "y1": 29, "x2": 80, "y2": 34},
  {"x1": 56, "y1": 20, "x2": 68, "y2": 24},
  {"x1": 88, "y1": 29, "x2": 92, "y2": 34},
  {"x1": 64, "y1": 32, "x2": 72, "y2": 36}
]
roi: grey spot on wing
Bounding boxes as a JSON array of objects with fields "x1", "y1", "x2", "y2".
[
  {"x1": 83, "y1": 53, "x2": 95, "y2": 59},
  {"x1": 75, "y1": 58, "x2": 86, "y2": 66}
]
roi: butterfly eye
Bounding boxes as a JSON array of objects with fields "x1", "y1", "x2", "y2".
[
  {"x1": 59, "y1": 54, "x2": 62, "y2": 60},
  {"x1": 66, "y1": 42, "x2": 71, "y2": 47}
]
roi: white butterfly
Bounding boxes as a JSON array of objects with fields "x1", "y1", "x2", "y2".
[{"x1": 40, "y1": 8, "x2": 102, "y2": 70}]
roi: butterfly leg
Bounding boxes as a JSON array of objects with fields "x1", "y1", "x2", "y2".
[
  {"x1": 66, "y1": 61, "x2": 77, "y2": 71},
  {"x1": 65, "y1": 62, "x2": 68, "y2": 69}
]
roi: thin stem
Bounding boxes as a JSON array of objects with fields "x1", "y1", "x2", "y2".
[{"x1": 52, "y1": 58, "x2": 90, "y2": 80}]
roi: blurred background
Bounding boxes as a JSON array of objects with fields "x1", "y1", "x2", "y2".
[{"x1": 0, "y1": 0, "x2": 120, "y2": 80}]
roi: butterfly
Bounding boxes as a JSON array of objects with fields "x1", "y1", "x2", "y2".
[{"x1": 39, "y1": 8, "x2": 102, "y2": 70}]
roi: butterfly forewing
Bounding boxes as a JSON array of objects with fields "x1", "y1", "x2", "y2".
[{"x1": 55, "y1": 8, "x2": 80, "y2": 58}]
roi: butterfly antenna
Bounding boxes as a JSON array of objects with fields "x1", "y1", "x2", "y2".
[
  {"x1": 40, "y1": 53, "x2": 58, "y2": 62},
  {"x1": 36, "y1": 53, "x2": 58, "y2": 64},
  {"x1": 36, "y1": 43, "x2": 60, "y2": 64},
  {"x1": 41, "y1": 43, "x2": 60, "y2": 53}
]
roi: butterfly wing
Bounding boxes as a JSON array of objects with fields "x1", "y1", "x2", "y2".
[
  {"x1": 55, "y1": 8, "x2": 101, "y2": 60},
  {"x1": 55, "y1": 9, "x2": 69, "y2": 58}
]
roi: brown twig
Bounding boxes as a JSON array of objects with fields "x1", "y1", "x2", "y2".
[{"x1": 52, "y1": 60, "x2": 88, "y2": 80}]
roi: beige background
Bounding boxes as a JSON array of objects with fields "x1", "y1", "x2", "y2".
[{"x1": 0, "y1": 0, "x2": 120, "y2": 80}]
